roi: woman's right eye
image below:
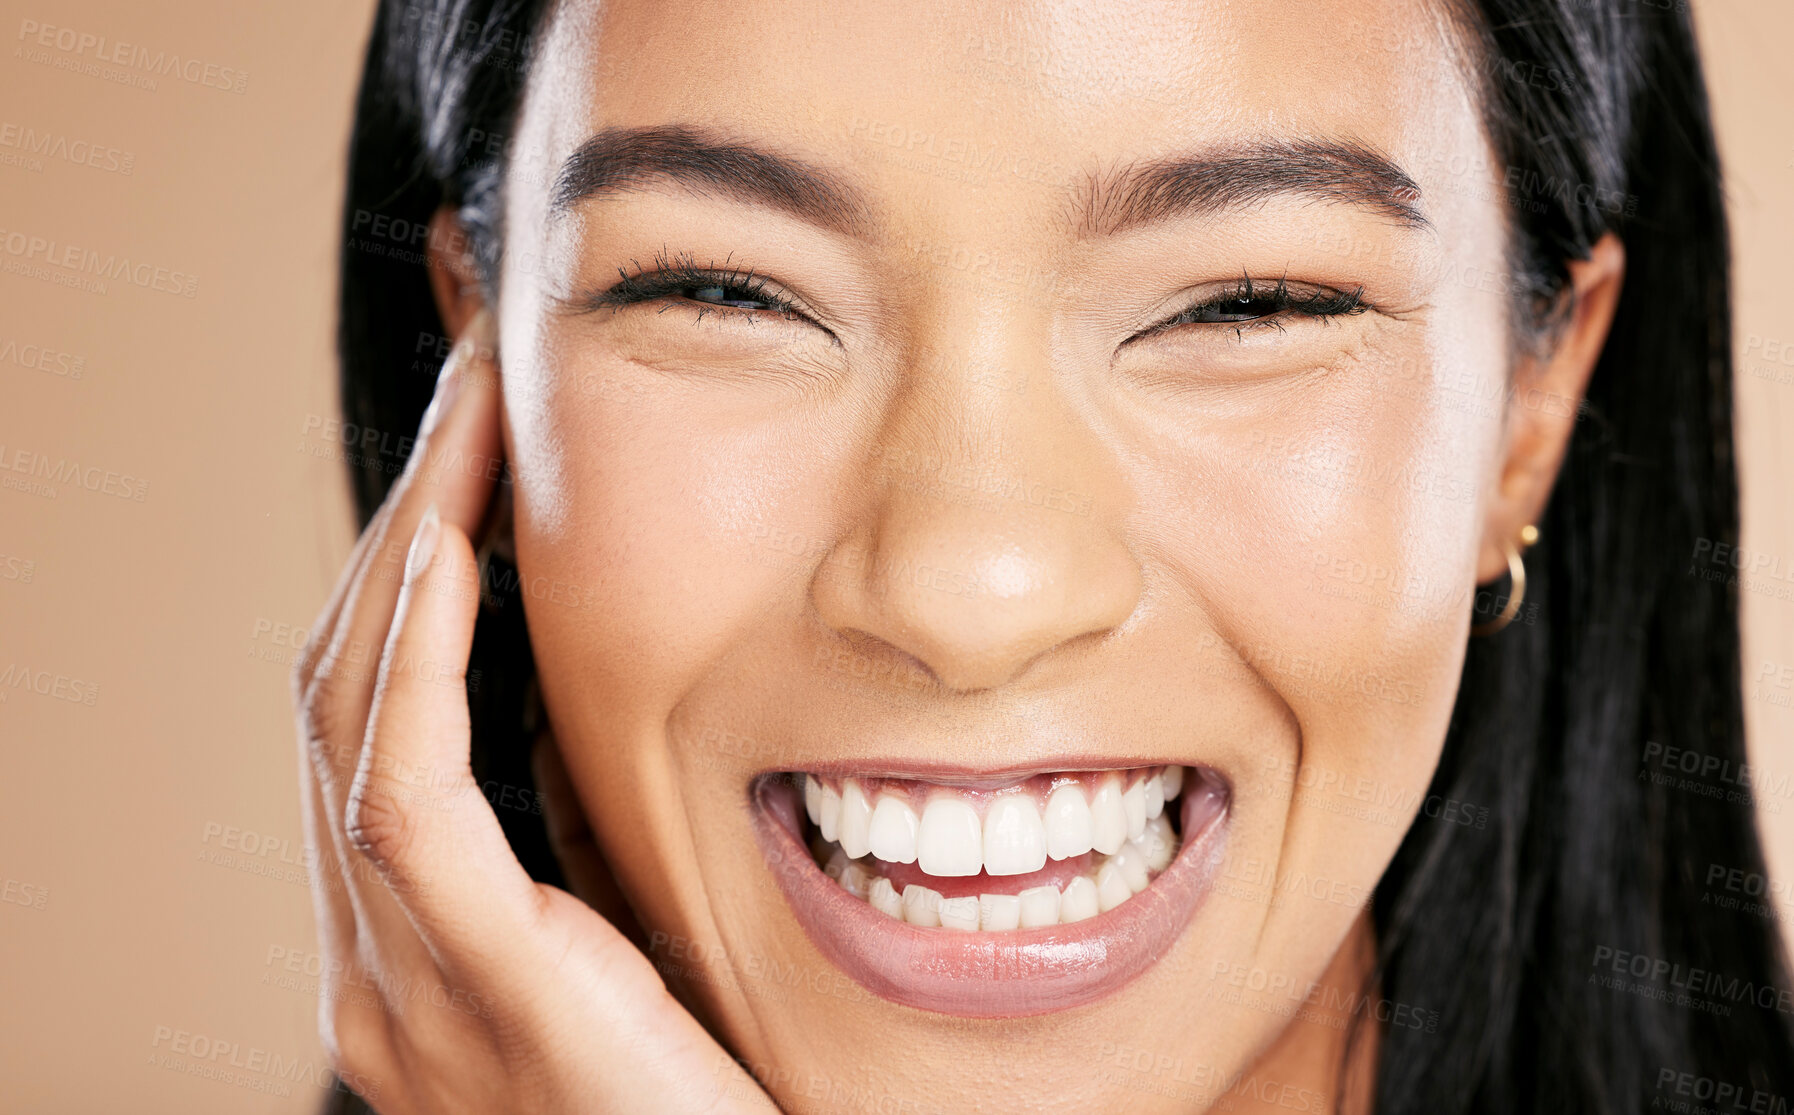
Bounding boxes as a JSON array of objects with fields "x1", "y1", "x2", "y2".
[
  {"x1": 601, "y1": 275, "x2": 795, "y2": 317},
  {"x1": 578, "y1": 251, "x2": 813, "y2": 326}
]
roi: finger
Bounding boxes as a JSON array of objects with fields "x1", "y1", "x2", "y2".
[
  {"x1": 293, "y1": 499, "x2": 401, "y2": 914},
  {"x1": 294, "y1": 497, "x2": 399, "y2": 826},
  {"x1": 300, "y1": 730, "x2": 359, "y2": 960},
  {"x1": 300, "y1": 699, "x2": 402, "y2": 1079},
  {"x1": 293, "y1": 499, "x2": 402, "y2": 981},
  {"x1": 346, "y1": 507, "x2": 547, "y2": 971},
  {"x1": 301, "y1": 311, "x2": 502, "y2": 986},
  {"x1": 304, "y1": 310, "x2": 502, "y2": 823},
  {"x1": 292, "y1": 499, "x2": 389, "y2": 699}
]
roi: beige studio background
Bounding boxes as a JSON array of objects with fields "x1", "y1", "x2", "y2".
[{"x1": 0, "y1": 2, "x2": 1789, "y2": 1111}]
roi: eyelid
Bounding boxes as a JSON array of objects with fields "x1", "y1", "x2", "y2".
[
  {"x1": 575, "y1": 248, "x2": 839, "y2": 339},
  {"x1": 1126, "y1": 275, "x2": 1369, "y2": 344},
  {"x1": 594, "y1": 270, "x2": 796, "y2": 313}
]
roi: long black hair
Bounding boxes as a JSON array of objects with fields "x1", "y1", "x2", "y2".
[{"x1": 331, "y1": 2, "x2": 1794, "y2": 1111}]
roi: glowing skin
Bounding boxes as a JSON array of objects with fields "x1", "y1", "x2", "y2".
[{"x1": 375, "y1": 0, "x2": 1623, "y2": 1109}]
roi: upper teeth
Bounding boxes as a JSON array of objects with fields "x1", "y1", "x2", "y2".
[
  {"x1": 802, "y1": 766, "x2": 1185, "y2": 878},
  {"x1": 868, "y1": 795, "x2": 919, "y2": 863},
  {"x1": 818, "y1": 812, "x2": 1180, "y2": 931}
]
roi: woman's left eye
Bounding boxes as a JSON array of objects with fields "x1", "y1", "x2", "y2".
[
  {"x1": 1176, "y1": 295, "x2": 1290, "y2": 325},
  {"x1": 1134, "y1": 277, "x2": 1368, "y2": 341},
  {"x1": 688, "y1": 284, "x2": 777, "y2": 310}
]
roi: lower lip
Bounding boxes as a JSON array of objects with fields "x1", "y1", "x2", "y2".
[{"x1": 750, "y1": 771, "x2": 1230, "y2": 1018}]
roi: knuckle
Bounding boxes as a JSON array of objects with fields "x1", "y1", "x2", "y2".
[
  {"x1": 290, "y1": 605, "x2": 338, "y2": 699},
  {"x1": 308, "y1": 643, "x2": 376, "y2": 702},
  {"x1": 289, "y1": 647, "x2": 317, "y2": 706},
  {"x1": 299, "y1": 693, "x2": 362, "y2": 783},
  {"x1": 345, "y1": 780, "x2": 416, "y2": 874},
  {"x1": 302, "y1": 661, "x2": 349, "y2": 714},
  {"x1": 304, "y1": 731, "x2": 357, "y2": 789}
]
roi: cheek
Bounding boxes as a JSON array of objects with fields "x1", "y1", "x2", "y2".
[
  {"x1": 1145, "y1": 335, "x2": 1509, "y2": 963},
  {"x1": 1130, "y1": 327, "x2": 1504, "y2": 838},
  {"x1": 1144, "y1": 332, "x2": 1499, "y2": 646},
  {"x1": 1280, "y1": 345, "x2": 1494, "y2": 742},
  {"x1": 502, "y1": 349, "x2": 857, "y2": 722}
]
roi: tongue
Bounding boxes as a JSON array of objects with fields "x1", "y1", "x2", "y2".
[{"x1": 872, "y1": 853, "x2": 1099, "y2": 899}]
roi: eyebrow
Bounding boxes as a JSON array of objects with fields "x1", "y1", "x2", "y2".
[
  {"x1": 1078, "y1": 138, "x2": 1430, "y2": 236},
  {"x1": 550, "y1": 124, "x2": 872, "y2": 238},
  {"x1": 550, "y1": 127, "x2": 1427, "y2": 242}
]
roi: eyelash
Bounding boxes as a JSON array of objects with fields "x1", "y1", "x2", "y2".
[
  {"x1": 1130, "y1": 274, "x2": 1368, "y2": 343},
  {"x1": 583, "y1": 249, "x2": 811, "y2": 327},
  {"x1": 583, "y1": 253, "x2": 1367, "y2": 343}
]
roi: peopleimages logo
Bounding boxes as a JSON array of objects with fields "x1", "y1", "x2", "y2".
[
  {"x1": 0, "y1": 121, "x2": 134, "y2": 174},
  {"x1": 15, "y1": 19, "x2": 249, "y2": 94},
  {"x1": 0, "y1": 663, "x2": 99, "y2": 706},
  {"x1": 0, "y1": 336, "x2": 84, "y2": 379},
  {"x1": 0, "y1": 443, "x2": 149, "y2": 502},
  {"x1": 1591, "y1": 946, "x2": 1794, "y2": 1017},
  {"x1": 1654, "y1": 1068, "x2": 1789, "y2": 1115},
  {"x1": 0, "y1": 227, "x2": 198, "y2": 298}
]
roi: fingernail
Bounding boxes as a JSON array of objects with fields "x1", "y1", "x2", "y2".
[
  {"x1": 467, "y1": 305, "x2": 496, "y2": 348},
  {"x1": 406, "y1": 504, "x2": 441, "y2": 583}
]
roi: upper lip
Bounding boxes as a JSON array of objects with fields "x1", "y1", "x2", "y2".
[{"x1": 758, "y1": 755, "x2": 1203, "y2": 790}]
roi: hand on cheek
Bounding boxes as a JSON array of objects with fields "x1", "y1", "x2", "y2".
[{"x1": 293, "y1": 312, "x2": 776, "y2": 1114}]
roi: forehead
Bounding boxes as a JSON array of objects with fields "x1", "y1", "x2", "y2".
[{"x1": 517, "y1": 0, "x2": 1482, "y2": 222}]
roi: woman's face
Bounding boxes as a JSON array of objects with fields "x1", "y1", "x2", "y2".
[{"x1": 493, "y1": 0, "x2": 1518, "y2": 1107}]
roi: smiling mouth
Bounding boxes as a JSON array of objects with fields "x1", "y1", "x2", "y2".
[
  {"x1": 751, "y1": 762, "x2": 1230, "y2": 1017},
  {"x1": 803, "y1": 767, "x2": 1187, "y2": 929}
]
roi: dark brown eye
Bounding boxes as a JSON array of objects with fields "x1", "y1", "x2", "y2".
[
  {"x1": 586, "y1": 250, "x2": 810, "y2": 322},
  {"x1": 1184, "y1": 295, "x2": 1286, "y2": 324},
  {"x1": 689, "y1": 284, "x2": 777, "y2": 310},
  {"x1": 1138, "y1": 278, "x2": 1367, "y2": 341}
]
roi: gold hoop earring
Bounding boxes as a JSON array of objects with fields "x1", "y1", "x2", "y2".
[{"x1": 1472, "y1": 524, "x2": 1537, "y2": 636}]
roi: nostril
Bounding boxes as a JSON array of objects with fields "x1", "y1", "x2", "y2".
[
  {"x1": 830, "y1": 619, "x2": 1105, "y2": 696},
  {"x1": 822, "y1": 627, "x2": 944, "y2": 691}
]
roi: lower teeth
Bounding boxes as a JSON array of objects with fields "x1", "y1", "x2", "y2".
[{"x1": 812, "y1": 812, "x2": 1180, "y2": 931}]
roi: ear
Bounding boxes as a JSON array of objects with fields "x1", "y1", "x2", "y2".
[
  {"x1": 426, "y1": 206, "x2": 514, "y2": 560},
  {"x1": 1476, "y1": 232, "x2": 1625, "y2": 582},
  {"x1": 426, "y1": 206, "x2": 487, "y2": 336}
]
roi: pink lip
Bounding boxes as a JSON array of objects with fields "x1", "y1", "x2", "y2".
[{"x1": 750, "y1": 770, "x2": 1230, "y2": 1018}]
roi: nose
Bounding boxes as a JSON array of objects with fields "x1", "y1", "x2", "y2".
[{"x1": 811, "y1": 348, "x2": 1142, "y2": 694}]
